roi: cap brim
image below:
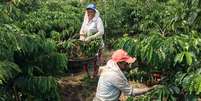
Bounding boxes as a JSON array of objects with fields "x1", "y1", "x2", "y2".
[
  {"x1": 125, "y1": 57, "x2": 136, "y2": 64},
  {"x1": 86, "y1": 8, "x2": 96, "y2": 12},
  {"x1": 112, "y1": 56, "x2": 136, "y2": 64}
]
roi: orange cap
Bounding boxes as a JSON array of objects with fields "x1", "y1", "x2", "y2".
[{"x1": 111, "y1": 49, "x2": 136, "y2": 63}]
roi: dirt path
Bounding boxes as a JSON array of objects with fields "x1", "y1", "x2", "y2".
[
  {"x1": 59, "y1": 72, "x2": 97, "y2": 101},
  {"x1": 58, "y1": 49, "x2": 113, "y2": 101}
]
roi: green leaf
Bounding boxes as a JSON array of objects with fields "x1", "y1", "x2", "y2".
[
  {"x1": 174, "y1": 52, "x2": 185, "y2": 64},
  {"x1": 14, "y1": 76, "x2": 60, "y2": 100},
  {"x1": 184, "y1": 52, "x2": 193, "y2": 65},
  {"x1": 147, "y1": 47, "x2": 153, "y2": 63},
  {"x1": 0, "y1": 61, "x2": 21, "y2": 85}
]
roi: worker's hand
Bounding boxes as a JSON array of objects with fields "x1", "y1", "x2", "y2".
[
  {"x1": 147, "y1": 85, "x2": 159, "y2": 91},
  {"x1": 80, "y1": 38, "x2": 85, "y2": 41},
  {"x1": 80, "y1": 36, "x2": 86, "y2": 41},
  {"x1": 85, "y1": 37, "x2": 91, "y2": 42},
  {"x1": 80, "y1": 33, "x2": 86, "y2": 41}
]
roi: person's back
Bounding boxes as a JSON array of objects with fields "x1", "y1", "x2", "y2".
[
  {"x1": 94, "y1": 60, "x2": 132, "y2": 101},
  {"x1": 95, "y1": 66, "x2": 120, "y2": 101}
]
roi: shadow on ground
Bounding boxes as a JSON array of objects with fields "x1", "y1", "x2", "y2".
[{"x1": 59, "y1": 72, "x2": 98, "y2": 101}]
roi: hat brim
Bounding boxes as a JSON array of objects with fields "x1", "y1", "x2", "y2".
[
  {"x1": 112, "y1": 56, "x2": 136, "y2": 64},
  {"x1": 125, "y1": 57, "x2": 136, "y2": 64},
  {"x1": 86, "y1": 8, "x2": 96, "y2": 12}
]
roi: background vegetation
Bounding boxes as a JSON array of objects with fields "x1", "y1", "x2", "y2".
[{"x1": 1, "y1": 0, "x2": 201, "y2": 100}]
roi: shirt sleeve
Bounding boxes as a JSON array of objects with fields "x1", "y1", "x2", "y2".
[
  {"x1": 110, "y1": 75, "x2": 133, "y2": 96},
  {"x1": 80, "y1": 11, "x2": 88, "y2": 35},
  {"x1": 111, "y1": 76, "x2": 152, "y2": 96},
  {"x1": 96, "y1": 18, "x2": 104, "y2": 35},
  {"x1": 79, "y1": 22, "x2": 85, "y2": 40}
]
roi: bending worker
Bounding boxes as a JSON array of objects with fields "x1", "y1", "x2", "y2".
[{"x1": 94, "y1": 49, "x2": 157, "y2": 101}]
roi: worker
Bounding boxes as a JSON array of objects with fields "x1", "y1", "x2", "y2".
[
  {"x1": 79, "y1": 3, "x2": 104, "y2": 77},
  {"x1": 94, "y1": 49, "x2": 157, "y2": 101},
  {"x1": 79, "y1": 3, "x2": 104, "y2": 43}
]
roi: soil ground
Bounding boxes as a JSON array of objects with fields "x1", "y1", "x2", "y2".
[
  {"x1": 58, "y1": 49, "x2": 113, "y2": 101},
  {"x1": 59, "y1": 72, "x2": 97, "y2": 101}
]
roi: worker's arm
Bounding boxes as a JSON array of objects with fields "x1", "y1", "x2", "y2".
[
  {"x1": 111, "y1": 76, "x2": 156, "y2": 96},
  {"x1": 85, "y1": 18, "x2": 104, "y2": 41},
  {"x1": 131, "y1": 86, "x2": 156, "y2": 96},
  {"x1": 79, "y1": 22, "x2": 86, "y2": 41},
  {"x1": 111, "y1": 76, "x2": 133, "y2": 96}
]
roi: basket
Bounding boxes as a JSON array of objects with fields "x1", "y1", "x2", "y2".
[{"x1": 67, "y1": 56, "x2": 97, "y2": 73}]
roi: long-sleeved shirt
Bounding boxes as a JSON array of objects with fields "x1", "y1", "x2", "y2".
[{"x1": 94, "y1": 60, "x2": 137, "y2": 101}]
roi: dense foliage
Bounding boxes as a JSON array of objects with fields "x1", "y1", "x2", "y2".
[
  {"x1": 58, "y1": 39, "x2": 101, "y2": 59},
  {"x1": 110, "y1": 0, "x2": 201, "y2": 100},
  {"x1": 1, "y1": 0, "x2": 201, "y2": 100},
  {"x1": 0, "y1": 0, "x2": 81, "y2": 100}
]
